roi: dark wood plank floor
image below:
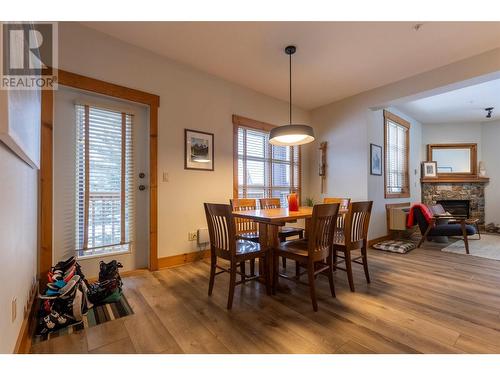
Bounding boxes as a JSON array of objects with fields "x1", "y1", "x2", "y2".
[{"x1": 31, "y1": 245, "x2": 500, "y2": 354}]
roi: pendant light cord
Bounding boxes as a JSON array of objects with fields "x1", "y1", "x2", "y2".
[{"x1": 289, "y1": 51, "x2": 292, "y2": 124}]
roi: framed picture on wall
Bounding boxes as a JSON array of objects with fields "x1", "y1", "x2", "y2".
[
  {"x1": 370, "y1": 143, "x2": 382, "y2": 176},
  {"x1": 184, "y1": 129, "x2": 214, "y2": 171},
  {"x1": 422, "y1": 161, "x2": 437, "y2": 178}
]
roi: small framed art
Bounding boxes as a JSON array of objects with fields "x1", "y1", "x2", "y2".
[
  {"x1": 370, "y1": 143, "x2": 382, "y2": 176},
  {"x1": 422, "y1": 161, "x2": 437, "y2": 178},
  {"x1": 184, "y1": 129, "x2": 214, "y2": 171}
]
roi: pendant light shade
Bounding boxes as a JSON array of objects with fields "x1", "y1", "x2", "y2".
[
  {"x1": 269, "y1": 124, "x2": 315, "y2": 146},
  {"x1": 269, "y1": 45, "x2": 315, "y2": 146}
]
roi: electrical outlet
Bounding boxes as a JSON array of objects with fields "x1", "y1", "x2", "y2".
[
  {"x1": 12, "y1": 297, "x2": 17, "y2": 322},
  {"x1": 188, "y1": 232, "x2": 198, "y2": 241}
]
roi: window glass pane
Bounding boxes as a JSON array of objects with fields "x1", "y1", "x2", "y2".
[
  {"x1": 75, "y1": 105, "x2": 134, "y2": 258},
  {"x1": 246, "y1": 160, "x2": 265, "y2": 186},
  {"x1": 385, "y1": 116, "x2": 408, "y2": 195},
  {"x1": 272, "y1": 163, "x2": 290, "y2": 187}
]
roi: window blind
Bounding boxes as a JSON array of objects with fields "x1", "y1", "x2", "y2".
[
  {"x1": 75, "y1": 104, "x2": 135, "y2": 257},
  {"x1": 384, "y1": 110, "x2": 410, "y2": 198},
  {"x1": 235, "y1": 124, "x2": 300, "y2": 207}
]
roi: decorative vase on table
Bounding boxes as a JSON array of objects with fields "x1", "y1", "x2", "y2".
[{"x1": 288, "y1": 193, "x2": 299, "y2": 211}]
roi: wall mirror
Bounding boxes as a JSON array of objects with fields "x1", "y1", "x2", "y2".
[{"x1": 427, "y1": 143, "x2": 477, "y2": 176}]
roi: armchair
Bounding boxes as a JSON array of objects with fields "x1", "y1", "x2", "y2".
[{"x1": 409, "y1": 204, "x2": 477, "y2": 254}]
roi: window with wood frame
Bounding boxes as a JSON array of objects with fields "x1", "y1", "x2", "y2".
[
  {"x1": 233, "y1": 115, "x2": 301, "y2": 207},
  {"x1": 384, "y1": 110, "x2": 410, "y2": 198},
  {"x1": 75, "y1": 104, "x2": 135, "y2": 258}
]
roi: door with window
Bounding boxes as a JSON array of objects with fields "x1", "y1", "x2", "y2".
[{"x1": 53, "y1": 87, "x2": 149, "y2": 277}]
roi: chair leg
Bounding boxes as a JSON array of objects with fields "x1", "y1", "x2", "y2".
[
  {"x1": 227, "y1": 262, "x2": 237, "y2": 310},
  {"x1": 240, "y1": 261, "x2": 246, "y2": 283},
  {"x1": 361, "y1": 244, "x2": 370, "y2": 284},
  {"x1": 249, "y1": 259, "x2": 255, "y2": 277},
  {"x1": 307, "y1": 263, "x2": 318, "y2": 312},
  {"x1": 461, "y1": 221, "x2": 470, "y2": 255},
  {"x1": 344, "y1": 250, "x2": 355, "y2": 292},
  {"x1": 418, "y1": 224, "x2": 433, "y2": 248},
  {"x1": 332, "y1": 247, "x2": 337, "y2": 271},
  {"x1": 208, "y1": 253, "x2": 216, "y2": 296},
  {"x1": 327, "y1": 255, "x2": 336, "y2": 298},
  {"x1": 295, "y1": 261, "x2": 300, "y2": 279},
  {"x1": 282, "y1": 257, "x2": 286, "y2": 270},
  {"x1": 476, "y1": 223, "x2": 481, "y2": 240}
]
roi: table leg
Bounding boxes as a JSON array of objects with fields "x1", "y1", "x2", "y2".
[{"x1": 258, "y1": 223, "x2": 281, "y2": 290}]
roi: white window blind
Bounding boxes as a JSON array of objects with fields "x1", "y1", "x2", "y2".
[
  {"x1": 75, "y1": 104, "x2": 135, "y2": 258},
  {"x1": 236, "y1": 125, "x2": 300, "y2": 207},
  {"x1": 384, "y1": 110, "x2": 410, "y2": 197}
]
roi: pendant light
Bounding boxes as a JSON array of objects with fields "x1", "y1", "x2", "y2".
[{"x1": 269, "y1": 45, "x2": 315, "y2": 146}]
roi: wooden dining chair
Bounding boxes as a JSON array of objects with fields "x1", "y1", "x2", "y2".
[
  {"x1": 323, "y1": 197, "x2": 351, "y2": 234},
  {"x1": 230, "y1": 198, "x2": 259, "y2": 277},
  {"x1": 204, "y1": 203, "x2": 270, "y2": 309},
  {"x1": 332, "y1": 201, "x2": 373, "y2": 292},
  {"x1": 323, "y1": 197, "x2": 351, "y2": 212},
  {"x1": 273, "y1": 203, "x2": 340, "y2": 311},
  {"x1": 259, "y1": 198, "x2": 305, "y2": 271}
]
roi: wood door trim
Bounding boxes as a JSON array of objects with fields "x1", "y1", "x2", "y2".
[{"x1": 40, "y1": 70, "x2": 160, "y2": 282}]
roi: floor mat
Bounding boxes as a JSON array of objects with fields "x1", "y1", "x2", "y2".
[
  {"x1": 441, "y1": 234, "x2": 500, "y2": 261},
  {"x1": 33, "y1": 294, "x2": 133, "y2": 343}
]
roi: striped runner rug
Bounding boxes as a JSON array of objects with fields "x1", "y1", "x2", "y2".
[{"x1": 33, "y1": 294, "x2": 133, "y2": 343}]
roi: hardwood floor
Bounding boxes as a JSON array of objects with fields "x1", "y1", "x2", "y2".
[{"x1": 31, "y1": 245, "x2": 500, "y2": 354}]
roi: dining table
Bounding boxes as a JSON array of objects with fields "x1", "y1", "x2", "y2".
[
  {"x1": 232, "y1": 205, "x2": 349, "y2": 290},
  {"x1": 232, "y1": 206, "x2": 314, "y2": 290}
]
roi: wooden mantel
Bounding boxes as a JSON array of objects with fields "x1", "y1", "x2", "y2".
[{"x1": 421, "y1": 176, "x2": 490, "y2": 183}]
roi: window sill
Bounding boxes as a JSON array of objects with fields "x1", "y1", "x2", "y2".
[
  {"x1": 76, "y1": 248, "x2": 131, "y2": 261},
  {"x1": 385, "y1": 192, "x2": 410, "y2": 199}
]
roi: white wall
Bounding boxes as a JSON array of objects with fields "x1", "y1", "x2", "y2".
[
  {"x1": 0, "y1": 144, "x2": 38, "y2": 353},
  {"x1": 481, "y1": 120, "x2": 500, "y2": 224},
  {"x1": 57, "y1": 23, "x2": 310, "y2": 259},
  {"x1": 308, "y1": 47, "x2": 500, "y2": 239}
]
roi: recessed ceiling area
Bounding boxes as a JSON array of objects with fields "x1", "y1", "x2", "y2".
[
  {"x1": 80, "y1": 22, "x2": 500, "y2": 110},
  {"x1": 394, "y1": 78, "x2": 500, "y2": 124}
]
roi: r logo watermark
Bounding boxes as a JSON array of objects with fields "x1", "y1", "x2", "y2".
[{"x1": 1, "y1": 22, "x2": 58, "y2": 90}]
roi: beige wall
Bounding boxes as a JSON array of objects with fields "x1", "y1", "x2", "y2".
[
  {"x1": 0, "y1": 144, "x2": 38, "y2": 353},
  {"x1": 57, "y1": 23, "x2": 311, "y2": 259},
  {"x1": 308, "y1": 47, "x2": 500, "y2": 239}
]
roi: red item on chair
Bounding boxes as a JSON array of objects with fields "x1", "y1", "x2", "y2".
[
  {"x1": 407, "y1": 203, "x2": 434, "y2": 227},
  {"x1": 288, "y1": 193, "x2": 299, "y2": 211}
]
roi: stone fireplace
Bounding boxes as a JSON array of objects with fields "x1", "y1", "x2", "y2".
[{"x1": 422, "y1": 182, "x2": 485, "y2": 224}]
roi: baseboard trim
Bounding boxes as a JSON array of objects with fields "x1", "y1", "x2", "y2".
[
  {"x1": 158, "y1": 250, "x2": 210, "y2": 269},
  {"x1": 13, "y1": 286, "x2": 38, "y2": 354},
  {"x1": 368, "y1": 235, "x2": 393, "y2": 248}
]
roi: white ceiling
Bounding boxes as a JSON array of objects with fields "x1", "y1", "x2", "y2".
[
  {"x1": 395, "y1": 78, "x2": 500, "y2": 123},
  {"x1": 81, "y1": 22, "x2": 500, "y2": 110}
]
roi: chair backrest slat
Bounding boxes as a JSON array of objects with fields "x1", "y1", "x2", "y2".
[
  {"x1": 308, "y1": 203, "x2": 340, "y2": 260},
  {"x1": 204, "y1": 203, "x2": 236, "y2": 257},
  {"x1": 343, "y1": 201, "x2": 373, "y2": 248},
  {"x1": 259, "y1": 198, "x2": 281, "y2": 209},
  {"x1": 230, "y1": 198, "x2": 257, "y2": 234}
]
